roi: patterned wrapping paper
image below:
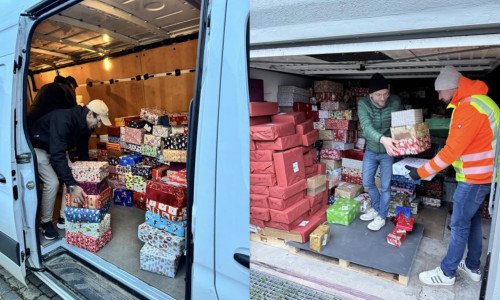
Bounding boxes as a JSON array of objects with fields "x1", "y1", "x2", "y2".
[
  {"x1": 277, "y1": 93, "x2": 309, "y2": 106},
  {"x1": 125, "y1": 172, "x2": 147, "y2": 192},
  {"x1": 116, "y1": 165, "x2": 132, "y2": 175},
  {"x1": 390, "y1": 122, "x2": 429, "y2": 140},
  {"x1": 66, "y1": 214, "x2": 111, "y2": 239},
  {"x1": 128, "y1": 120, "x2": 146, "y2": 129},
  {"x1": 140, "y1": 108, "x2": 168, "y2": 125},
  {"x1": 331, "y1": 110, "x2": 358, "y2": 120},
  {"x1": 168, "y1": 113, "x2": 189, "y2": 126},
  {"x1": 145, "y1": 211, "x2": 187, "y2": 237},
  {"x1": 144, "y1": 134, "x2": 163, "y2": 148},
  {"x1": 110, "y1": 179, "x2": 127, "y2": 190},
  {"x1": 66, "y1": 227, "x2": 112, "y2": 253},
  {"x1": 97, "y1": 149, "x2": 108, "y2": 162},
  {"x1": 164, "y1": 134, "x2": 188, "y2": 150},
  {"x1": 313, "y1": 120, "x2": 325, "y2": 130},
  {"x1": 152, "y1": 125, "x2": 171, "y2": 138},
  {"x1": 319, "y1": 158, "x2": 341, "y2": 171},
  {"x1": 108, "y1": 136, "x2": 121, "y2": 144},
  {"x1": 152, "y1": 165, "x2": 170, "y2": 180},
  {"x1": 143, "y1": 156, "x2": 163, "y2": 168},
  {"x1": 89, "y1": 149, "x2": 98, "y2": 160},
  {"x1": 99, "y1": 135, "x2": 108, "y2": 143},
  {"x1": 332, "y1": 129, "x2": 357, "y2": 143},
  {"x1": 115, "y1": 118, "x2": 125, "y2": 127},
  {"x1": 389, "y1": 193, "x2": 411, "y2": 217},
  {"x1": 422, "y1": 197, "x2": 441, "y2": 207},
  {"x1": 138, "y1": 222, "x2": 185, "y2": 255},
  {"x1": 341, "y1": 158, "x2": 363, "y2": 170},
  {"x1": 171, "y1": 125, "x2": 188, "y2": 136},
  {"x1": 341, "y1": 167, "x2": 363, "y2": 185},
  {"x1": 126, "y1": 143, "x2": 143, "y2": 153},
  {"x1": 146, "y1": 199, "x2": 187, "y2": 222},
  {"x1": 113, "y1": 189, "x2": 133, "y2": 206},
  {"x1": 141, "y1": 145, "x2": 159, "y2": 158},
  {"x1": 387, "y1": 227, "x2": 407, "y2": 248},
  {"x1": 65, "y1": 187, "x2": 111, "y2": 209},
  {"x1": 132, "y1": 164, "x2": 154, "y2": 179},
  {"x1": 107, "y1": 157, "x2": 119, "y2": 166},
  {"x1": 123, "y1": 127, "x2": 146, "y2": 145},
  {"x1": 392, "y1": 157, "x2": 435, "y2": 180},
  {"x1": 318, "y1": 130, "x2": 334, "y2": 141},
  {"x1": 392, "y1": 175, "x2": 421, "y2": 185},
  {"x1": 325, "y1": 119, "x2": 357, "y2": 130},
  {"x1": 162, "y1": 149, "x2": 187, "y2": 163},
  {"x1": 322, "y1": 141, "x2": 355, "y2": 150},
  {"x1": 64, "y1": 202, "x2": 110, "y2": 223},
  {"x1": 133, "y1": 192, "x2": 148, "y2": 210},
  {"x1": 119, "y1": 155, "x2": 136, "y2": 167},
  {"x1": 350, "y1": 87, "x2": 370, "y2": 97},
  {"x1": 146, "y1": 180, "x2": 187, "y2": 208},
  {"x1": 316, "y1": 92, "x2": 343, "y2": 102},
  {"x1": 391, "y1": 109, "x2": 423, "y2": 127},
  {"x1": 326, "y1": 198, "x2": 360, "y2": 226},
  {"x1": 108, "y1": 165, "x2": 117, "y2": 175},
  {"x1": 391, "y1": 180, "x2": 417, "y2": 190},
  {"x1": 334, "y1": 182, "x2": 364, "y2": 199},
  {"x1": 76, "y1": 179, "x2": 108, "y2": 195},
  {"x1": 167, "y1": 170, "x2": 187, "y2": 185},
  {"x1": 320, "y1": 101, "x2": 348, "y2": 110},
  {"x1": 314, "y1": 80, "x2": 344, "y2": 93},
  {"x1": 106, "y1": 142, "x2": 122, "y2": 152},
  {"x1": 353, "y1": 193, "x2": 372, "y2": 213},
  {"x1": 318, "y1": 110, "x2": 331, "y2": 119},
  {"x1": 394, "y1": 134, "x2": 431, "y2": 156},
  {"x1": 140, "y1": 243, "x2": 183, "y2": 278},
  {"x1": 71, "y1": 162, "x2": 109, "y2": 183}
]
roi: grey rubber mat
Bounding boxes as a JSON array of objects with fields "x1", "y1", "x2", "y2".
[
  {"x1": 250, "y1": 269, "x2": 342, "y2": 300},
  {"x1": 288, "y1": 217, "x2": 424, "y2": 276}
]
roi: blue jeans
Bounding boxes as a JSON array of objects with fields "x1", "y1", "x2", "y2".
[
  {"x1": 362, "y1": 149, "x2": 394, "y2": 219},
  {"x1": 441, "y1": 182, "x2": 490, "y2": 277}
]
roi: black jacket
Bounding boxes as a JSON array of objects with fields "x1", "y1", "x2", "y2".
[
  {"x1": 29, "y1": 106, "x2": 91, "y2": 187},
  {"x1": 28, "y1": 82, "x2": 76, "y2": 126}
]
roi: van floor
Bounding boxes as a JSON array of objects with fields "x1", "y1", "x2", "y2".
[{"x1": 42, "y1": 204, "x2": 185, "y2": 300}]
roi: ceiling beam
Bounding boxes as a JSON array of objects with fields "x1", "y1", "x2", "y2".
[
  {"x1": 33, "y1": 33, "x2": 107, "y2": 55},
  {"x1": 303, "y1": 66, "x2": 488, "y2": 75},
  {"x1": 82, "y1": 0, "x2": 171, "y2": 39},
  {"x1": 50, "y1": 14, "x2": 140, "y2": 46},
  {"x1": 30, "y1": 48, "x2": 76, "y2": 60}
]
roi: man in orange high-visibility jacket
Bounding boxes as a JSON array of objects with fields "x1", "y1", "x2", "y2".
[{"x1": 406, "y1": 65, "x2": 500, "y2": 286}]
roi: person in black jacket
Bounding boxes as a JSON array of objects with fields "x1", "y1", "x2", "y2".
[{"x1": 30, "y1": 99, "x2": 111, "y2": 239}]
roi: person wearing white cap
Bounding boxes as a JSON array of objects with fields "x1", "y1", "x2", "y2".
[
  {"x1": 29, "y1": 99, "x2": 111, "y2": 240},
  {"x1": 405, "y1": 66, "x2": 500, "y2": 286}
]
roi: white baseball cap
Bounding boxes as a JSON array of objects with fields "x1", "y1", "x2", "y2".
[{"x1": 86, "y1": 99, "x2": 111, "y2": 126}]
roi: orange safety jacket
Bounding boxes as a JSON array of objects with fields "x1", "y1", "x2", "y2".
[{"x1": 417, "y1": 76, "x2": 500, "y2": 184}]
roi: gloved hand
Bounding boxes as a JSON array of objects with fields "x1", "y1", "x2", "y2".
[{"x1": 405, "y1": 165, "x2": 421, "y2": 180}]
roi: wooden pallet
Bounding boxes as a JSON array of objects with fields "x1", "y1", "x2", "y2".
[{"x1": 251, "y1": 232, "x2": 409, "y2": 286}]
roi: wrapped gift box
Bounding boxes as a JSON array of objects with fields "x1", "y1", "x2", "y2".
[
  {"x1": 250, "y1": 161, "x2": 275, "y2": 174},
  {"x1": 391, "y1": 109, "x2": 423, "y2": 127},
  {"x1": 152, "y1": 125, "x2": 171, "y2": 138},
  {"x1": 250, "y1": 218, "x2": 265, "y2": 227},
  {"x1": 162, "y1": 149, "x2": 187, "y2": 163},
  {"x1": 272, "y1": 147, "x2": 305, "y2": 187},
  {"x1": 251, "y1": 206, "x2": 270, "y2": 221},
  {"x1": 171, "y1": 125, "x2": 188, "y2": 136},
  {"x1": 65, "y1": 227, "x2": 112, "y2": 253},
  {"x1": 318, "y1": 110, "x2": 331, "y2": 119},
  {"x1": 250, "y1": 116, "x2": 272, "y2": 126},
  {"x1": 115, "y1": 118, "x2": 125, "y2": 127},
  {"x1": 268, "y1": 179, "x2": 307, "y2": 199},
  {"x1": 342, "y1": 158, "x2": 363, "y2": 170},
  {"x1": 326, "y1": 198, "x2": 360, "y2": 226},
  {"x1": 320, "y1": 159, "x2": 341, "y2": 171},
  {"x1": 296, "y1": 120, "x2": 314, "y2": 135},
  {"x1": 293, "y1": 102, "x2": 313, "y2": 113},
  {"x1": 250, "y1": 122, "x2": 295, "y2": 141},
  {"x1": 144, "y1": 134, "x2": 163, "y2": 148},
  {"x1": 391, "y1": 122, "x2": 429, "y2": 140},
  {"x1": 167, "y1": 170, "x2": 187, "y2": 185},
  {"x1": 107, "y1": 149, "x2": 124, "y2": 160},
  {"x1": 250, "y1": 173, "x2": 277, "y2": 186},
  {"x1": 353, "y1": 193, "x2": 372, "y2": 213},
  {"x1": 318, "y1": 130, "x2": 333, "y2": 141},
  {"x1": 303, "y1": 150, "x2": 317, "y2": 167},
  {"x1": 265, "y1": 211, "x2": 308, "y2": 231},
  {"x1": 133, "y1": 191, "x2": 148, "y2": 210},
  {"x1": 66, "y1": 187, "x2": 111, "y2": 209},
  {"x1": 250, "y1": 185, "x2": 269, "y2": 196},
  {"x1": 422, "y1": 197, "x2": 441, "y2": 207},
  {"x1": 123, "y1": 127, "x2": 146, "y2": 145},
  {"x1": 142, "y1": 156, "x2": 162, "y2": 168},
  {"x1": 341, "y1": 167, "x2": 363, "y2": 185},
  {"x1": 167, "y1": 113, "x2": 188, "y2": 125},
  {"x1": 132, "y1": 163, "x2": 154, "y2": 179},
  {"x1": 320, "y1": 149, "x2": 341, "y2": 160},
  {"x1": 307, "y1": 183, "x2": 326, "y2": 196},
  {"x1": 309, "y1": 224, "x2": 330, "y2": 252},
  {"x1": 66, "y1": 213, "x2": 111, "y2": 239},
  {"x1": 302, "y1": 130, "x2": 319, "y2": 146},
  {"x1": 334, "y1": 182, "x2": 363, "y2": 199},
  {"x1": 387, "y1": 227, "x2": 407, "y2": 248},
  {"x1": 395, "y1": 214, "x2": 415, "y2": 232},
  {"x1": 269, "y1": 198, "x2": 310, "y2": 224},
  {"x1": 331, "y1": 129, "x2": 356, "y2": 143},
  {"x1": 250, "y1": 193, "x2": 268, "y2": 208},
  {"x1": 322, "y1": 141, "x2": 355, "y2": 150},
  {"x1": 128, "y1": 119, "x2": 146, "y2": 129},
  {"x1": 277, "y1": 92, "x2": 309, "y2": 106},
  {"x1": 64, "y1": 202, "x2": 110, "y2": 223},
  {"x1": 97, "y1": 149, "x2": 108, "y2": 161},
  {"x1": 307, "y1": 175, "x2": 326, "y2": 190},
  {"x1": 140, "y1": 108, "x2": 168, "y2": 125},
  {"x1": 313, "y1": 120, "x2": 325, "y2": 130},
  {"x1": 394, "y1": 134, "x2": 431, "y2": 156},
  {"x1": 306, "y1": 190, "x2": 327, "y2": 208},
  {"x1": 314, "y1": 80, "x2": 343, "y2": 93},
  {"x1": 271, "y1": 112, "x2": 306, "y2": 125},
  {"x1": 146, "y1": 199, "x2": 187, "y2": 222},
  {"x1": 138, "y1": 222, "x2": 185, "y2": 256},
  {"x1": 320, "y1": 101, "x2": 348, "y2": 110},
  {"x1": 146, "y1": 180, "x2": 187, "y2": 208},
  {"x1": 249, "y1": 102, "x2": 279, "y2": 117},
  {"x1": 152, "y1": 165, "x2": 170, "y2": 180},
  {"x1": 116, "y1": 165, "x2": 132, "y2": 175},
  {"x1": 108, "y1": 136, "x2": 121, "y2": 144},
  {"x1": 127, "y1": 143, "x2": 143, "y2": 153},
  {"x1": 76, "y1": 179, "x2": 108, "y2": 195},
  {"x1": 145, "y1": 211, "x2": 187, "y2": 237},
  {"x1": 164, "y1": 134, "x2": 188, "y2": 150},
  {"x1": 250, "y1": 150, "x2": 275, "y2": 162},
  {"x1": 125, "y1": 172, "x2": 147, "y2": 192},
  {"x1": 119, "y1": 155, "x2": 138, "y2": 166},
  {"x1": 392, "y1": 157, "x2": 435, "y2": 180},
  {"x1": 140, "y1": 243, "x2": 182, "y2": 278},
  {"x1": 268, "y1": 191, "x2": 305, "y2": 211},
  {"x1": 71, "y1": 162, "x2": 109, "y2": 183},
  {"x1": 331, "y1": 110, "x2": 358, "y2": 121},
  {"x1": 325, "y1": 119, "x2": 357, "y2": 130},
  {"x1": 391, "y1": 186, "x2": 415, "y2": 197},
  {"x1": 113, "y1": 189, "x2": 133, "y2": 206}
]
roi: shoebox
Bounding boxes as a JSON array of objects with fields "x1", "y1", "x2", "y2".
[
  {"x1": 108, "y1": 136, "x2": 121, "y2": 144},
  {"x1": 143, "y1": 134, "x2": 163, "y2": 149},
  {"x1": 313, "y1": 120, "x2": 325, "y2": 130},
  {"x1": 250, "y1": 150, "x2": 275, "y2": 162},
  {"x1": 268, "y1": 190, "x2": 305, "y2": 211},
  {"x1": 138, "y1": 223, "x2": 185, "y2": 256},
  {"x1": 138, "y1": 108, "x2": 166, "y2": 125},
  {"x1": 322, "y1": 141, "x2": 355, "y2": 151},
  {"x1": 325, "y1": 119, "x2": 356, "y2": 130},
  {"x1": 171, "y1": 125, "x2": 188, "y2": 136},
  {"x1": 334, "y1": 182, "x2": 363, "y2": 200},
  {"x1": 353, "y1": 193, "x2": 372, "y2": 213},
  {"x1": 303, "y1": 150, "x2": 317, "y2": 167},
  {"x1": 97, "y1": 149, "x2": 108, "y2": 161},
  {"x1": 250, "y1": 122, "x2": 296, "y2": 141},
  {"x1": 391, "y1": 186, "x2": 415, "y2": 197},
  {"x1": 140, "y1": 243, "x2": 182, "y2": 278},
  {"x1": 250, "y1": 185, "x2": 269, "y2": 196},
  {"x1": 146, "y1": 180, "x2": 187, "y2": 208},
  {"x1": 314, "y1": 80, "x2": 344, "y2": 94},
  {"x1": 265, "y1": 212, "x2": 309, "y2": 231},
  {"x1": 249, "y1": 102, "x2": 279, "y2": 117},
  {"x1": 145, "y1": 211, "x2": 187, "y2": 237},
  {"x1": 146, "y1": 199, "x2": 187, "y2": 222},
  {"x1": 65, "y1": 214, "x2": 111, "y2": 239},
  {"x1": 390, "y1": 122, "x2": 429, "y2": 140},
  {"x1": 76, "y1": 179, "x2": 108, "y2": 196},
  {"x1": 394, "y1": 134, "x2": 431, "y2": 156},
  {"x1": 309, "y1": 224, "x2": 330, "y2": 252},
  {"x1": 250, "y1": 206, "x2": 271, "y2": 221},
  {"x1": 269, "y1": 198, "x2": 310, "y2": 224},
  {"x1": 318, "y1": 129, "x2": 334, "y2": 141},
  {"x1": 65, "y1": 187, "x2": 111, "y2": 209},
  {"x1": 320, "y1": 149, "x2": 341, "y2": 160},
  {"x1": 272, "y1": 147, "x2": 305, "y2": 187},
  {"x1": 307, "y1": 174, "x2": 326, "y2": 190},
  {"x1": 386, "y1": 227, "x2": 407, "y2": 248},
  {"x1": 250, "y1": 174, "x2": 277, "y2": 186},
  {"x1": 320, "y1": 101, "x2": 348, "y2": 111},
  {"x1": 133, "y1": 192, "x2": 147, "y2": 211},
  {"x1": 113, "y1": 189, "x2": 133, "y2": 207},
  {"x1": 132, "y1": 163, "x2": 154, "y2": 179},
  {"x1": 320, "y1": 159, "x2": 341, "y2": 171},
  {"x1": 71, "y1": 162, "x2": 109, "y2": 183},
  {"x1": 326, "y1": 198, "x2": 360, "y2": 226},
  {"x1": 125, "y1": 172, "x2": 146, "y2": 193},
  {"x1": 64, "y1": 202, "x2": 110, "y2": 223},
  {"x1": 65, "y1": 227, "x2": 112, "y2": 253},
  {"x1": 341, "y1": 167, "x2": 362, "y2": 185},
  {"x1": 152, "y1": 125, "x2": 171, "y2": 138},
  {"x1": 126, "y1": 143, "x2": 143, "y2": 153},
  {"x1": 302, "y1": 130, "x2": 319, "y2": 146},
  {"x1": 167, "y1": 113, "x2": 188, "y2": 126},
  {"x1": 250, "y1": 161, "x2": 276, "y2": 174},
  {"x1": 250, "y1": 193, "x2": 268, "y2": 208},
  {"x1": 296, "y1": 120, "x2": 314, "y2": 135},
  {"x1": 391, "y1": 109, "x2": 423, "y2": 127},
  {"x1": 255, "y1": 134, "x2": 302, "y2": 151},
  {"x1": 271, "y1": 112, "x2": 306, "y2": 125}
]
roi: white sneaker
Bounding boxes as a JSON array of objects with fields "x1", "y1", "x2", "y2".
[
  {"x1": 419, "y1": 267, "x2": 455, "y2": 286},
  {"x1": 458, "y1": 260, "x2": 481, "y2": 282},
  {"x1": 360, "y1": 208, "x2": 378, "y2": 221},
  {"x1": 367, "y1": 216, "x2": 386, "y2": 231}
]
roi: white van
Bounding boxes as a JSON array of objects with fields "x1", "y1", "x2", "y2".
[{"x1": 0, "y1": 0, "x2": 249, "y2": 299}]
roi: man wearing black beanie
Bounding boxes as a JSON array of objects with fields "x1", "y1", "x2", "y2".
[{"x1": 357, "y1": 73, "x2": 402, "y2": 231}]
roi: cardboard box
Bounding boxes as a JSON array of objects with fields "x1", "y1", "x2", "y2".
[
  {"x1": 387, "y1": 227, "x2": 407, "y2": 248},
  {"x1": 309, "y1": 224, "x2": 330, "y2": 252},
  {"x1": 306, "y1": 190, "x2": 327, "y2": 207},
  {"x1": 325, "y1": 119, "x2": 357, "y2": 130},
  {"x1": 255, "y1": 134, "x2": 302, "y2": 151},
  {"x1": 318, "y1": 129, "x2": 333, "y2": 141},
  {"x1": 394, "y1": 134, "x2": 431, "y2": 156},
  {"x1": 326, "y1": 198, "x2": 360, "y2": 226},
  {"x1": 307, "y1": 183, "x2": 326, "y2": 196},
  {"x1": 307, "y1": 175, "x2": 326, "y2": 190},
  {"x1": 334, "y1": 182, "x2": 363, "y2": 199},
  {"x1": 250, "y1": 122, "x2": 296, "y2": 141},
  {"x1": 272, "y1": 148, "x2": 305, "y2": 187},
  {"x1": 269, "y1": 198, "x2": 310, "y2": 224},
  {"x1": 320, "y1": 101, "x2": 348, "y2": 110},
  {"x1": 390, "y1": 122, "x2": 429, "y2": 140},
  {"x1": 265, "y1": 212, "x2": 309, "y2": 231}
]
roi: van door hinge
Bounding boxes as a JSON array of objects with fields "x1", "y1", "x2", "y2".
[{"x1": 13, "y1": 55, "x2": 22, "y2": 74}]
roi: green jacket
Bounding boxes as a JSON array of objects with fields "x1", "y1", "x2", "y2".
[{"x1": 357, "y1": 94, "x2": 402, "y2": 153}]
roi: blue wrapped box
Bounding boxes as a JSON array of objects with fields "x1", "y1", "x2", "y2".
[
  {"x1": 145, "y1": 211, "x2": 187, "y2": 237},
  {"x1": 113, "y1": 189, "x2": 133, "y2": 207},
  {"x1": 108, "y1": 136, "x2": 121, "y2": 144},
  {"x1": 119, "y1": 155, "x2": 136, "y2": 166},
  {"x1": 65, "y1": 202, "x2": 110, "y2": 223}
]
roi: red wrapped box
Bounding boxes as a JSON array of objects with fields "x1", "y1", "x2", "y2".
[
  {"x1": 309, "y1": 203, "x2": 322, "y2": 216},
  {"x1": 290, "y1": 205, "x2": 328, "y2": 243},
  {"x1": 387, "y1": 227, "x2": 407, "y2": 248},
  {"x1": 314, "y1": 81, "x2": 344, "y2": 93},
  {"x1": 167, "y1": 170, "x2": 187, "y2": 185},
  {"x1": 97, "y1": 142, "x2": 107, "y2": 150},
  {"x1": 65, "y1": 187, "x2": 111, "y2": 209},
  {"x1": 146, "y1": 180, "x2": 187, "y2": 208},
  {"x1": 332, "y1": 130, "x2": 357, "y2": 143},
  {"x1": 320, "y1": 149, "x2": 341, "y2": 160},
  {"x1": 251, "y1": 207, "x2": 270, "y2": 221},
  {"x1": 320, "y1": 101, "x2": 348, "y2": 110},
  {"x1": 316, "y1": 92, "x2": 343, "y2": 102},
  {"x1": 325, "y1": 119, "x2": 357, "y2": 130},
  {"x1": 250, "y1": 161, "x2": 275, "y2": 174},
  {"x1": 65, "y1": 227, "x2": 112, "y2": 253},
  {"x1": 107, "y1": 126, "x2": 121, "y2": 137},
  {"x1": 303, "y1": 150, "x2": 317, "y2": 167},
  {"x1": 265, "y1": 212, "x2": 309, "y2": 231},
  {"x1": 250, "y1": 150, "x2": 274, "y2": 162},
  {"x1": 250, "y1": 139, "x2": 256, "y2": 150},
  {"x1": 269, "y1": 179, "x2": 307, "y2": 199},
  {"x1": 250, "y1": 217, "x2": 266, "y2": 227},
  {"x1": 152, "y1": 165, "x2": 169, "y2": 180},
  {"x1": 310, "y1": 111, "x2": 320, "y2": 122},
  {"x1": 317, "y1": 162, "x2": 326, "y2": 175},
  {"x1": 123, "y1": 115, "x2": 140, "y2": 125},
  {"x1": 250, "y1": 185, "x2": 269, "y2": 195},
  {"x1": 271, "y1": 112, "x2": 306, "y2": 125},
  {"x1": 133, "y1": 191, "x2": 147, "y2": 210},
  {"x1": 255, "y1": 134, "x2": 302, "y2": 151},
  {"x1": 250, "y1": 173, "x2": 277, "y2": 186},
  {"x1": 272, "y1": 148, "x2": 305, "y2": 187},
  {"x1": 268, "y1": 190, "x2": 305, "y2": 210},
  {"x1": 341, "y1": 174, "x2": 363, "y2": 185},
  {"x1": 305, "y1": 164, "x2": 318, "y2": 178},
  {"x1": 269, "y1": 198, "x2": 310, "y2": 224},
  {"x1": 306, "y1": 190, "x2": 327, "y2": 207},
  {"x1": 396, "y1": 216, "x2": 415, "y2": 232},
  {"x1": 249, "y1": 102, "x2": 279, "y2": 117},
  {"x1": 250, "y1": 122, "x2": 295, "y2": 141},
  {"x1": 293, "y1": 102, "x2": 313, "y2": 112},
  {"x1": 250, "y1": 193, "x2": 268, "y2": 208},
  {"x1": 146, "y1": 199, "x2": 187, "y2": 222},
  {"x1": 302, "y1": 130, "x2": 319, "y2": 146},
  {"x1": 77, "y1": 179, "x2": 108, "y2": 195},
  {"x1": 250, "y1": 116, "x2": 271, "y2": 126},
  {"x1": 296, "y1": 120, "x2": 314, "y2": 135},
  {"x1": 168, "y1": 113, "x2": 188, "y2": 125},
  {"x1": 341, "y1": 149, "x2": 364, "y2": 160}
]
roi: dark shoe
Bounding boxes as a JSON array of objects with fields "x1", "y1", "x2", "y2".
[
  {"x1": 57, "y1": 217, "x2": 65, "y2": 230},
  {"x1": 41, "y1": 222, "x2": 59, "y2": 240}
]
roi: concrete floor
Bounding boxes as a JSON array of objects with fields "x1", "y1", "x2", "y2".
[{"x1": 250, "y1": 206, "x2": 491, "y2": 300}]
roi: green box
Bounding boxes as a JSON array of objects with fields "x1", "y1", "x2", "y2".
[
  {"x1": 327, "y1": 198, "x2": 360, "y2": 226},
  {"x1": 425, "y1": 118, "x2": 450, "y2": 138}
]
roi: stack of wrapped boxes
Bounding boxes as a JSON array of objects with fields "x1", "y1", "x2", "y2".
[
  {"x1": 390, "y1": 109, "x2": 431, "y2": 156},
  {"x1": 277, "y1": 86, "x2": 310, "y2": 107},
  {"x1": 65, "y1": 161, "x2": 112, "y2": 252}
]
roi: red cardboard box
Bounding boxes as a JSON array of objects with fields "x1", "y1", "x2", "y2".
[
  {"x1": 269, "y1": 179, "x2": 307, "y2": 199},
  {"x1": 250, "y1": 161, "x2": 275, "y2": 174},
  {"x1": 271, "y1": 112, "x2": 306, "y2": 125},
  {"x1": 302, "y1": 130, "x2": 319, "y2": 146},
  {"x1": 255, "y1": 134, "x2": 302, "y2": 151},
  {"x1": 396, "y1": 216, "x2": 415, "y2": 232},
  {"x1": 250, "y1": 116, "x2": 271, "y2": 126},
  {"x1": 268, "y1": 190, "x2": 305, "y2": 210},
  {"x1": 293, "y1": 102, "x2": 313, "y2": 112},
  {"x1": 265, "y1": 212, "x2": 309, "y2": 231},
  {"x1": 303, "y1": 150, "x2": 317, "y2": 167},
  {"x1": 250, "y1": 193, "x2": 268, "y2": 208},
  {"x1": 341, "y1": 149, "x2": 364, "y2": 160},
  {"x1": 146, "y1": 180, "x2": 187, "y2": 208},
  {"x1": 272, "y1": 148, "x2": 305, "y2": 187},
  {"x1": 250, "y1": 150, "x2": 275, "y2": 162},
  {"x1": 310, "y1": 111, "x2": 320, "y2": 122},
  {"x1": 269, "y1": 198, "x2": 310, "y2": 224},
  {"x1": 250, "y1": 207, "x2": 270, "y2": 221},
  {"x1": 290, "y1": 205, "x2": 328, "y2": 243},
  {"x1": 325, "y1": 119, "x2": 357, "y2": 130},
  {"x1": 107, "y1": 126, "x2": 121, "y2": 137},
  {"x1": 332, "y1": 129, "x2": 357, "y2": 143},
  {"x1": 250, "y1": 122, "x2": 295, "y2": 141},
  {"x1": 296, "y1": 120, "x2": 314, "y2": 135},
  {"x1": 250, "y1": 185, "x2": 269, "y2": 195},
  {"x1": 250, "y1": 217, "x2": 265, "y2": 227},
  {"x1": 249, "y1": 102, "x2": 279, "y2": 117},
  {"x1": 250, "y1": 173, "x2": 277, "y2": 186}
]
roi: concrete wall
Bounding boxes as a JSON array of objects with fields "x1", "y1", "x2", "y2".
[{"x1": 250, "y1": 68, "x2": 313, "y2": 102}]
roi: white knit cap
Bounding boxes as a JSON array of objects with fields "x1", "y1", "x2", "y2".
[{"x1": 435, "y1": 66, "x2": 461, "y2": 91}]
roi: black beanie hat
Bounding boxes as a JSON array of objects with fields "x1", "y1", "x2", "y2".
[{"x1": 369, "y1": 73, "x2": 388, "y2": 93}]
